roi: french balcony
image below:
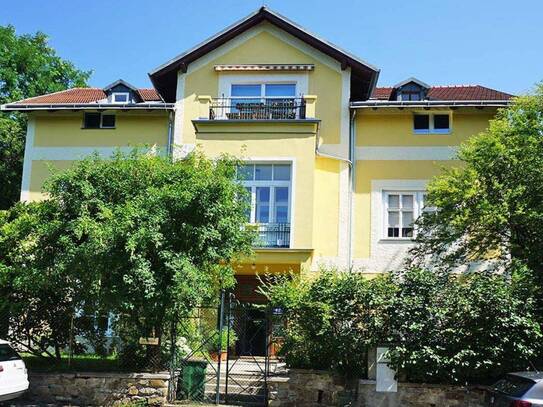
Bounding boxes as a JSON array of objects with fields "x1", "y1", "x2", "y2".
[
  {"x1": 196, "y1": 96, "x2": 317, "y2": 121},
  {"x1": 249, "y1": 223, "x2": 291, "y2": 248}
]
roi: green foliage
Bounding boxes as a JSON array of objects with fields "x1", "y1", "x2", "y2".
[
  {"x1": 261, "y1": 270, "x2": 395, "y2": 377},
  {"x1": 411, "y1": 84, "x2": 543, "y2": 283},
  {"x1": 0, "y1": 150, "x2": 254, "y2": 361},
  {"x1": 387, "y1": 268, "x2": 541, "y2": 384},
  {"x1": 262, "y1": 268, "x2": 541, "y2": 384},
  {"x1": 0, "y1": 24, "x2": 91, "y2": 209}
]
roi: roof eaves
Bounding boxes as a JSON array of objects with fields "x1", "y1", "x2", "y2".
[
  {"x1": 350, "y1": 100, "x2": 511, "y2": 108},
  {"x1": 103, "y1": 79, "x2": 139, "y2": 91},
  {"x1": 0, "y1": 103, "x2": 175, "y2": 111}
]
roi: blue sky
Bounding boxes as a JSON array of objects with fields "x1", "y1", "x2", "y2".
[{"x1": 2, "y1": 0, "x2": 540, "y2": 95}]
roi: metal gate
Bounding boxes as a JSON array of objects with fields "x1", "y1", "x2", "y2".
[{"x1": 170, "y1": 292, "x2": 281, "y2": 406}]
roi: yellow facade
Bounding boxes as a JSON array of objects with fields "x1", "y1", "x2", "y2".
[{"x1": 13, "y1": 12, "x2": 506, "y2": 284}]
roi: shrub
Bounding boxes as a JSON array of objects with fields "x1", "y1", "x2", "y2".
[
  {"x1": 387, "y1": 268, "x2": 542, "y2": 384},
  {"x1": 262, "y1": 268, "x2": 542, "y2": 384},
  {"x1": 261, "y1": 270, "x2": 395, "y2": 377}
]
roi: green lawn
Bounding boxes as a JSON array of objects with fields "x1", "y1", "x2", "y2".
[{"x1": 22, "y1": 353, "x2": 126, "y2": 372}]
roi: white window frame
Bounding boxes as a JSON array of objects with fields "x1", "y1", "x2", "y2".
[
  {"x1": 240, "y1": 163, "x2": 292, "y2": 225},
  {"x1": 230, "y1": 82, "x2": 298, "y2": 101},
  {"x1": 112, "y1": 92, "x2": 130, "y2": 104},
  {"x1": 83, "y1": 112, "x2": 116, "y2": 129},
  {"x1": 383, "y1": 190, "x2": 433, "y2": 240},
  {"x1": 413, "y1": 112, "x2": 451, "y2": 135},
  {"x1": 218, "y1": 73, "x2": 309, "y2": 99}
]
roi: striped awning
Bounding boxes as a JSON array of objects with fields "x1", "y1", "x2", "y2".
[{"x1": 214, "y1": 64, "x2": 314, "y2": 72}]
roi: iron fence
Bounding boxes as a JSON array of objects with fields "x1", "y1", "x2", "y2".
[{"x1": 209, "y1": 97, "x2": 306, "y2": 120}]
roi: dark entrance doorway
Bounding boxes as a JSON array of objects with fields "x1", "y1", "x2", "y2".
[{"x1": 234, "y1": 308, "x2": 267, "y2": 357}]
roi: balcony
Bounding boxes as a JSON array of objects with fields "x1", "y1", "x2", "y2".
[
  {"x1": 196, "y1": 95, "x2": 317, "y2": 121},
  {"x1": 251, "y1": 223, "x2": 291, "y2": 248}
]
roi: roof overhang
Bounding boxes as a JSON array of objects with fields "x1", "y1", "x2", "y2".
[
  {"x1": 149, "y1": 6, "x2": 379, "y2": 102},
  {"x1": 0, "y1": 103, "x2": 175, "y2": 112},
  {"x1": 351, "y1": 100, "x2": 511, "y2": 109}
]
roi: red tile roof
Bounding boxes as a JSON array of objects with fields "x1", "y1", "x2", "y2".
[
  {"x1": 371, "y1": 85, "x2": 513, "y2": 101},
  {"x1": 14, "y1": 87, "x2": 162, "y2": 104}
]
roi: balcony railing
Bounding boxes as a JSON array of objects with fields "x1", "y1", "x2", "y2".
[
  {"x1": 252, "y1": 223, "x2": 291, "y2": 248},
  {"x1": 209, "y1": 97, "x2": 307, "y2": 120}
]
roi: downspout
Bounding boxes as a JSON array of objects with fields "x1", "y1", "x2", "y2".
[
  {"x1": 348, "y1": 109, "x2": 357, "y2": 271},
  {"x1": 166, "y1": 110, "x2": 174, "y2": 159},
  {"x1": 314, "y1": 113, "x2": 355, "y2": 270}
]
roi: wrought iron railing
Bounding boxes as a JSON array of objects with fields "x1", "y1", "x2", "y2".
[
  {"x1": 251, "y1": 223, "x2": 290, "y2": 248},
  {"x1": 209, "y1": 97, "x2": 306, "y2": 120}
]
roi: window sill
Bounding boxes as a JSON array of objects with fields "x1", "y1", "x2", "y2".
[
  {"x1": 378, "y1": 238, "x2": 415, "y2": 243},
  {"x1": 413, "y1": 130, "x2": 451, "y2": 135},
  {"x1": 81, "y1": 127, "x2": 117, "y2": 130}
]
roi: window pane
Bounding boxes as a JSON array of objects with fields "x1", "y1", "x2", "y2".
[
  {"x1": 273, "y1": 164, "x2": 291, "y2": 180},
  {"x1": 84, "y1": 113, "x2": 101, "y2": 129},
  {"x1": 388, "y1": 195, "x2": 400, "y2": 208},
  {"x1": 237, "y1": 164, "x2": 254, "y2": 180},
  {"x1": 275, "y1": 187, "x2": 289, "y2": 204},
  {"x1": 101, "y1": 114, "x2": 116, "y2": 128},
  {"x1": 434, "y1": 114, "x2": 450, "y2": 130},
  {"x1": 231, "y1": 84, "x2": 261, "y2": 97},
  {"x1": 243, "y1": 187, "x2": 252, "y2": 222},
  {"x1": 402, "y1": 211, "x2": 414, "y2": 227},
  {"x1": 388, "y1": 227, "x2": 399, "y2": 238},
  {"x1": 402, "y1": 194, "x2": 413, "y2": 209},
  {"x1": 388, "y1": 211, "x2": 399, "y2": 227},
  {"x1": 413, "y1": 115, "x2": 430, "y2": 130},
  {"x1": 275, "y1": 206, "x2": 289, "y2": 223},
  {"x1": 256, "y1": 187, "x2": 270, "y2": 223},
  {"x1": 113, "y1": 93, "x2": 128, "y2": 102},
  {"x1": 402, "y1": 227, "x2": 414, "y2": 238},
  {"x1": 255, "y1": 164, "x2": 273, "y2": 180},
  {"x1": 265, "y1": 84, "x2": 296, "y2": 97}
]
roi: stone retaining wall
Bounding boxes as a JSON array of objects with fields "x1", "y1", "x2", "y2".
[
  {"x1": 268, "y1": 369, "x2": 487, "y2": 407},
  {"x1": 23, "y1": 371, "x2": 171, "y2": 406}
]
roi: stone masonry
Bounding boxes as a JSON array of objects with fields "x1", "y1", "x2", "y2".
[
  {"x1": 22, "y1": 371, "x2": 171, "y2": 406},
  {"x1": 268, "y1": 369, "x2": 487, "y2": 407}
]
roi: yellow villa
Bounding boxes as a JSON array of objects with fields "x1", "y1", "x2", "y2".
[{"x1": 1, "y1": 7, "x2": 512, "y2": 303}]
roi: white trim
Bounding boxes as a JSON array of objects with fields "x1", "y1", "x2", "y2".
[
  {"x1": 112, "y1": 92, "x2": 130, "y2": 104},
  {"x1": 355, "y1": 146, "x2": 458, "y2": 161},
  {"x1": 20, "y1": 117, "x2": 35, "y2": 202},
  {"x1": 413, "y1": 112, "x2": 452, "y2": 134},
  {"x1": 173, "y1": 72, "x2": 186, "y2": 159},
  {"x1": 337, "y1": 162, "x2": 350, "y2": 268},
  {"x1": 28, "y1": 146, "x2": 166, "y2": 161}
]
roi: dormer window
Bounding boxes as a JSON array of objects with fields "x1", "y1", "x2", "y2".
[
  {"x1": 112, "y1": 92, "x2": 129, "y2": 103},
  {"x1": 394, "y1": 78, "x2": 430, "y2": 102}
]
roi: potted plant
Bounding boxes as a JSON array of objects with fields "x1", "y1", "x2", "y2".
[{"x1": 208, "y1": 329, "x2": 237, "y2": 362}]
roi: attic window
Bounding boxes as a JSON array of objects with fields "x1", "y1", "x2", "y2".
[
  {"x1": 112, "y1": 92, "x2": 129, "y2": 103},
  {"x1": 399, "y1": 90, "x2": 422, "y2": 101}
]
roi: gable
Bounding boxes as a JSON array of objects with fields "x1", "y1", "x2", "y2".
[{"x1": 149, "y1": 7, "x2": 379, "y2": 102}]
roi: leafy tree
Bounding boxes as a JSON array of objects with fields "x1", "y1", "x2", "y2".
[
  {"x1": 411, "y1": 85, "x2": 543, "y2": 284},
  {"x1": 0, "y1": 25, "x2": 91, "y2": 209},
  {"x1": 387, "y1": 268, "x2": 541, "y2": 384},
  {"x1": 0, "y1": 150, "x2": 254, "y2": 363}
]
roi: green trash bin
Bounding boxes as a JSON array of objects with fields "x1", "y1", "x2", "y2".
[{"x1": 179, "y1": 360, "x2": 207, "y2": 401}]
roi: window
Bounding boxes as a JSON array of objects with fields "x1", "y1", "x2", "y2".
[
  {"x1": 231, "y1": 83, "x2": 296, "y2": 100},
  {"x1": 83, "y1": 112, "x2": 116, "y2": 129},
  {"x1": 237, "y1": 163, "x2": 291, "y2": 224},
  {"x1": 400, "y1": 90, "x2": 422, "y2": 101},
  {"x1": 384, "y1": 191, "x2": 434, "y2": 239},
  {"x1": 112, "y1": 92, "x2": 129, "y2": 103},
  {"x1": 413, "y1": 113, "x2": 451, "y2": 134}
]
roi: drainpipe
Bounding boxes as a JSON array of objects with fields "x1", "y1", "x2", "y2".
[
  {"x1": 348, "y1": 109, "x2": 357, "y2": 271},
  {"x1": 166, "y1": 110, "x2": 174, "y2": 159}
]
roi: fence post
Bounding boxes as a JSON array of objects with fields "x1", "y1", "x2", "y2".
[
  {"x1": 68, "y1": 311, "x2": 74, "y2": 368},
  {"x1": 168, "y1": 318, "x2": 177, "y2": 402},
  {"x1": 215, "y1": 290, "x2": 225, "y2": 405}
]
